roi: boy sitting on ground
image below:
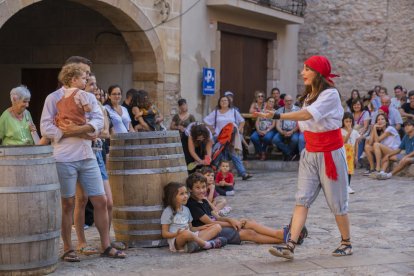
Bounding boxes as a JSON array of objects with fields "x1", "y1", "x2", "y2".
[{"x1": 186, "y1": 172, "x2": 308, "y2": 246}]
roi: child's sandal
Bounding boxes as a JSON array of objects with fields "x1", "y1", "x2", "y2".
[{"x1": 332, "y1": 238, "x2": 353, "y2": 257}]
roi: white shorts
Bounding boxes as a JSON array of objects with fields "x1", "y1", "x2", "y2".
[
  {"x1": 296, "y1": 148, "x2": 349, "y2": 215},
  {"x1": 168, "y1": 231, "x2": 199, "y2": 252}
]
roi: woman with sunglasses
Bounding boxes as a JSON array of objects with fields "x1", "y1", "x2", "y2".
[{"x1": 249, "y1": 90, "x2": 266, "y2": 114}]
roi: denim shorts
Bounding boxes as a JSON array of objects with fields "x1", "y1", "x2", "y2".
[
  {"x1": 55, "y1": 158, "x2": 105, "y2": 198},
  {"x1": 96, "y1": 151, "x2": 108, "y2": 180}
]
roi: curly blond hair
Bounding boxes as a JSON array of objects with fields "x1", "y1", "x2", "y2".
[{"x1": 58, "y1": 63, "x2": 89, "y2": 87}]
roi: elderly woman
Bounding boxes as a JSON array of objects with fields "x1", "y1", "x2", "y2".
[{"x1": 0, "y1": 85, "x2": 37, "y2": 145}]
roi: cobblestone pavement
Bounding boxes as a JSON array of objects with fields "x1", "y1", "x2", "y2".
[{"x1": 52, "y1": 166, "x2": 414, "y2": 275}]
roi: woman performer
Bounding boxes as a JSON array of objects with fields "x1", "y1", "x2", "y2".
[{"x1": 256, "y1": 55, "x2": 352, "y2": 259}]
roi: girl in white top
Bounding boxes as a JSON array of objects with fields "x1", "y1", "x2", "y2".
[
  {"x1": 256, "y1": 55, "x2": 352, "y2": 259},
  {"x1": 160, "y1": 182, "x2": 226, "y2": 252},
  {"x1": 364, "y1": 113, "x2": 401, "y2": 176},
  {"x1": 341, "y1": 112, "x2": 360, "y2": 194},
  {"x1": 104, "y1": 85, "x2": 134, "y2": 134}
]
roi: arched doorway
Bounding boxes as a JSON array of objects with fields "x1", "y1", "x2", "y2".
[{"x1": 0, "y1": 0, "x2": 164, "y2": 126}]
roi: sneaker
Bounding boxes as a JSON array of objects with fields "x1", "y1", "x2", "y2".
[
  {"x1": 269, "y1": 245, "x2": 294, "y2": 260},
  {"x1": 363, "y1": 169, "x2": 374, "y2": 176},
  {"x1": 84, "y1": 224, "x2": 89, "y2": 230},
  {"x1": 368, "y1": 171, "x2": 380, "y2": 178},
  {"x1": 377, "y1": 172, "x2": 392, "y2": 180},
  {"x1": 209, "y1": 237, "x2": 227, "y2": 249},
  {"x1": 225, "y1": 190, "x2": 235, "y2": 196},
  {"x1": 347, "y1": 186, "x2": 355, "y2": 194},
  {"x1": 185, "y1": 241, "x2": 201, "y2": 253},
  {"x1": 242, "y1": 174, "x2": 253, "y2": 180},
  {"x1": 218, "y1": 206, "x2": 232, "y2": 217}
]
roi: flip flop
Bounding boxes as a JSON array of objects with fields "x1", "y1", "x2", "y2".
[
  {"x1": 77, "y1": 246, "x2": 99, "y2": 256},
  {"x1": 100, "y1": 246, "x2": 126, "y2": 259},
  {"x1": 61, "y1": 250, "x2": 80, "y2": 262}
]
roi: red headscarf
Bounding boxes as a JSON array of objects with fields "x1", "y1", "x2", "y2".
[
  {"x1": 304, "y1": 55, "x2": 340, "y2": 85},
  {"x1": 379, "y1": 105, "x2": 389, "y2": 118}
]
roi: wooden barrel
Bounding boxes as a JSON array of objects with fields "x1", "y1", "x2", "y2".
[
  {"x1": 108, "y1": 131, "x2": 188, "y2": 247},
  {"x1": 0, "y1": 146, "x2": 61, "y2": 276}
]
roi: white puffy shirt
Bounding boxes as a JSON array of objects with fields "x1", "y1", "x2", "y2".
[{"x1": 298, "y1": 88, "x2": 344, "y2": 132}]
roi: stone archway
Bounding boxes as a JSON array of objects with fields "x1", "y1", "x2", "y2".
[{"x1": 0, "y1": 0, "x2": 165, "y2": 99}]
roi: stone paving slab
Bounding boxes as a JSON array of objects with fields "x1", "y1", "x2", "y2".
[
  {"x1": 141, "y1": 263, "x2": 255, "y2": 276},
  {"x1": 243, "y1": 259, "x2": 323, "y2": 273},
  {"x1": 309, "y1": 251, "x2": 413, "y2": 268},
  {"x1": 49, "y1": 167, "x2": 414, "y2": 275}
]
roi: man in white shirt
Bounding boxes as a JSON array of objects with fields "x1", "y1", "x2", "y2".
[
  {"x1": 40, "y1": 56, "x2": 126, "y2": 261},
  {"x1": 272, "y1": 95, "x2": 300, "y2": 160}
]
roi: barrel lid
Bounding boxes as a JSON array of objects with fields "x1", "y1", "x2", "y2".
[
  {"x1": 110, "y1": 131, "x2": 180, "y2": 140},
  {"x1": 0, "y1": 145, "x2": 53, "y2": 156}
]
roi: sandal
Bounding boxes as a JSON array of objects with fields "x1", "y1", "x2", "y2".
[
  {"x1": 111, "y1": 241, "x2": 127, "y2": 250},
  {"x1": 61, "y1": 250, "x2": 80, "y2": 262},
  {"x1": 332, "y1": 238, "x2": 353, "y2": 257},
  {"x1": 77, "y1": 246, "x2": 99, "y2": 256},
  {"x1": 100, "y1": 246, "x2": 126, "y2": 259},
  {"x1": 269, "y1": 239, "x2": 296, "y2": 260}
]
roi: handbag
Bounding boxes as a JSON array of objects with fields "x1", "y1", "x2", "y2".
[{"x1": 25, "y1": 111, "x2": 40, "y2": 145}]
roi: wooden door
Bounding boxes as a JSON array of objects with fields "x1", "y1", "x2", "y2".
[
  {"x1": 21, "y1": 68, "x2": 60, "y2": 130},
  {"x1": 220, "y1": 32, "x2": 268, "y2": 113}
]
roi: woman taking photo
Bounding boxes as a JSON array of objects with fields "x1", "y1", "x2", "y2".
[
  {"x1": 0, "y1": 85, "x2": 37, "y2": 145},
  {"x1": 204, "y1": 96, "x2": 252, "y2": 180},
  {"x1": 256, "y1": 55, "x2": 352, "y2": 259},
  {"x1": 104, "y1": 85, "x2": 135, "y2": 134}
]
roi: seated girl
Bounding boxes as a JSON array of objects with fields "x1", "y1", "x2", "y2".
[
  {"x1": 364, "y1": 113, "x2": 401, "y2": 177},
  {"x1": 160, "y1": 182, "x2": 227, "y2": 253}
]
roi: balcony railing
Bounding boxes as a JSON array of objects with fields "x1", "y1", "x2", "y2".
[{"x1": 245, "y1": 0, "x2": 307, "y2": 17}]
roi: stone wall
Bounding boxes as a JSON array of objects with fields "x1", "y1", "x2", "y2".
[{"x1": 298, "y1": 0, "x2": 414, "y2": 98}]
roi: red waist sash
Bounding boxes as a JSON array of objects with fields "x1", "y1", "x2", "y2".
[{"x1": 304, "y1": 129, "x2": 343, "y2": 181}]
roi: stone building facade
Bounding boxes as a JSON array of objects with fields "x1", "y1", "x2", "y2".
[
  {"x1": 299, "y1": 0, "x2": 414, "y2": 98},
  {"x1": 0, "y1": 0, "x2": 304, "y2": 125}
]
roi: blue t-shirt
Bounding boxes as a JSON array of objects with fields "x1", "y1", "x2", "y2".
[{"x1": 399, "y1": 134, "x2": 414, "y2": 154}]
